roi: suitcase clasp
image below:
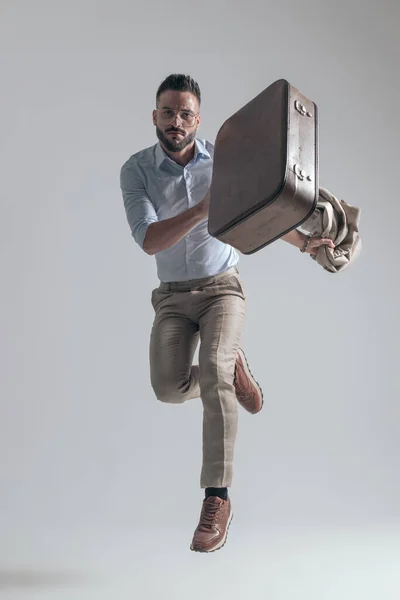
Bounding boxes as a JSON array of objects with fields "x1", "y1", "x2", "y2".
[
  {"x1": 294, "y1": 164, "x2": 313, "y2": 182},
  {"x1": 295, "y1": 100, "x2": 313, "y2": 118}
]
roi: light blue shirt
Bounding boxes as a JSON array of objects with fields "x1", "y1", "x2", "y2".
[{"x1": 120, "y1": 138, "x2": 239, "y2": 282}]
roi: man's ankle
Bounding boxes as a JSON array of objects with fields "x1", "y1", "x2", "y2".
[{"x1": 205, "y1": 487, "x2": 228, "y2": 501}]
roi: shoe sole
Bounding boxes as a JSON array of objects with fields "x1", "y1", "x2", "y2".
[
  {"x1": 190, "y1": 510, "x2": 234, "y2": 553},
  {"x1": 237, "y1": 348, "x2": 264, "y2": 414}
]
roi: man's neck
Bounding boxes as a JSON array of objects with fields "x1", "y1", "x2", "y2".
[{"x1": 161, "y1": 140, "x2": 196, "y2": 167}]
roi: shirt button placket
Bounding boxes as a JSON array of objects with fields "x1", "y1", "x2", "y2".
[
  {"x1": 184, "y1": 168, "x2": 192, "y2": 278},
  {"x1": 184, "y1": 169, "x2": 191, "y2": 207}
]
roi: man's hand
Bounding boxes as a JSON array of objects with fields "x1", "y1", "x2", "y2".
[
  {"x1": 281, "y1": 229, "x2": 335, "y2": 254},
  {"x1": 306, "y1": 236, "x2": 335, "y2": 256}
]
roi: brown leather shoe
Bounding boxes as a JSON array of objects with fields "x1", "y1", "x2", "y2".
[
  {"x1": 190, "y1": 497, "x2": 233, "y2": 553},
  {"x1": 234, "y1": 348, "x2": 263, "y2": 414}
]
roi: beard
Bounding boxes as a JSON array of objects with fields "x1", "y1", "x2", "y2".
[{"x1": 156, "y1": 126, "x2": 197, "y2": 153}]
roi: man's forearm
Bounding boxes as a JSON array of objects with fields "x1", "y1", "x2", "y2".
[
  {"x1": 143, "y1": 204, "x2": 206, "y2": 255},
  {"x1": 281, "y1": 229, "x2": 307, "y2": 249}
]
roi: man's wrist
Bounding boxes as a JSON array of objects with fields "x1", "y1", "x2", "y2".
[{"x1": 300, "y1": 234, "x2": 312, "y2": 253}]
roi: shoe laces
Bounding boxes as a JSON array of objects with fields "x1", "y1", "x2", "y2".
[{"x1": 200, "y1": 499, "x2": 222, "y2": 529}]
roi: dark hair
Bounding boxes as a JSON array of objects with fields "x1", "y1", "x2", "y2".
[{"x1": 156, "y1": 74, "x2": 201, "y2": 105}]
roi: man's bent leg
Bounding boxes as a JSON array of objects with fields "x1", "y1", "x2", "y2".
[{"x1": 149, "y1": 299, "x2": 200, "y2": 404}]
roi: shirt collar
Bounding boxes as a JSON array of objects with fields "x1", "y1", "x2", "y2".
[
  {"x1": 194, "y1": 138, "x2": 211, "y2": 160},
  {"x1": 155, "y1": 138, "x2": 211, "y2": 169}
]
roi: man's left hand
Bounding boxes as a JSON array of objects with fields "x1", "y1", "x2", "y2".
[{"x1": 306, "y1": 236, "x2": 335, "y2": 256}]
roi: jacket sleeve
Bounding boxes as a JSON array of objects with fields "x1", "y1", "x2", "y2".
[{"x1": 120, "y1": 159, "x2": 159, "y2": 250}]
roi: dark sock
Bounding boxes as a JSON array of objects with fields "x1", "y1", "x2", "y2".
[{"x1": 205, "y1": 487, "x2": 228, "y2": 501}]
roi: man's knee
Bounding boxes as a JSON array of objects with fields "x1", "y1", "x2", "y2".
[
  {"x1": 151, "y1": 379, "x2": 185, "y2": 404},
  {"x1": 200, "y1": 357, "x2": 235, "y2": 390}
]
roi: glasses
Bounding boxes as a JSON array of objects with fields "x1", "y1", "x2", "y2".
[{"x1": 156, "y1": 108, "x2": 198, "y2": 127}]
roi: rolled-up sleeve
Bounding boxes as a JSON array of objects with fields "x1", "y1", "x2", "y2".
[{"x1": 120, "y1": 159, "x2": 158, "y2": 250}]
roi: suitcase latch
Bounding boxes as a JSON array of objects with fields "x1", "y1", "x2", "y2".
[
  {"x1": 295, "y1": 100, "x2": 313, "y2": 117},
  {"x1": 294, "y1": 164, "x2": 313, "y2": 182}
]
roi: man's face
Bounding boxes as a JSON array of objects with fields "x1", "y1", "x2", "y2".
[{"x1": 153, "y1": 91, "x2": 200, "y2": 153}]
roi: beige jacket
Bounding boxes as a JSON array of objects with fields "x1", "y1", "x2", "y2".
[{"x1": 301, "y1": 187, "x2": 362, "y2": 273}]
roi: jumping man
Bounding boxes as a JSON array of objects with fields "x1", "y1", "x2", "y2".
[{"x1": 120, "y1": 74, "x2": 334, "y2": 553}]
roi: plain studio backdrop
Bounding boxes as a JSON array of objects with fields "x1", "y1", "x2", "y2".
[{"x1": 1, "y1": 0, "x2": 399, "y2": 599}]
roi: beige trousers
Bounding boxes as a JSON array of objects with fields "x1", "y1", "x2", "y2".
[{"x1": 149, "y1": 266, "x2": 246, "y2": 488}]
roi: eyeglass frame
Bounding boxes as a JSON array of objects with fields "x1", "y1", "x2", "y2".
[{"x1": 155, "y1": 107, "x2": 200, "y2": 127}]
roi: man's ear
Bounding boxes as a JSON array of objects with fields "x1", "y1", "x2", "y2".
[{"x1": 152, "y1": 109, "x2": 157, "y2": 126}]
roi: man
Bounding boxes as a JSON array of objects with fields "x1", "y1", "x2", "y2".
[{"x1": 120, "y1": 74, "x2": 334, "y2": 553}]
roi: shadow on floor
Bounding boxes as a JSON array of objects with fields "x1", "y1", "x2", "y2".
[{"x1": 0, "y1": 569, "x2": 94, "y2": 589}]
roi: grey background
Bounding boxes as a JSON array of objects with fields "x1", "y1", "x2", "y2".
[{"x1": 1, "y1": 0, "x2": 399, "y2": 598}]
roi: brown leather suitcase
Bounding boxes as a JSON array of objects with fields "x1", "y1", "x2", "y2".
[{"x1": 208, "y1": 79, "x2": 319, "y2": 254}]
